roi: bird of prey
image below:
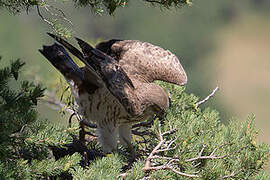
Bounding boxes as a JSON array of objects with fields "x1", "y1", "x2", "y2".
[{"x1": 39, "y1": 33, "x2": 187, "y2": 153}]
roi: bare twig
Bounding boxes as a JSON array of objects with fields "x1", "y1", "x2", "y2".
[
  {"x1": 220, "y1": 171, "x2": 236, "y2": 179},
  {"x1": 37, "y1": 0, "x2": 73, "y2": 33},
  {"x1": 156, "y1": 139, "x2": 177, "y2": 153},
  {"x1": 185, "y1": 141, "x2": 246, "y2": 162},
  {"x1": 145, "y1": 0, "x2": 163, "y2": 5},
  {"x1": 43, "y1": 3, "x2": 73, "y2": 25},
  {"x1": 162, "y1": 128, "x2": 177, "y2": 137},
  {"x1": 144, "y1": 162, "x2": 199, "y2": 178},
  {"x1": 195, "y1": 86, "x2": 219, "y2": 107},
  {"x1": 144, "y1": 139, "x2": 165, "y2": 170},
  {"x1": 118, "y1": 172, "x2": 128, "y2": 179},
  {"x1": 219, "y1": 169, "x2": 243, "y2": 179},
  {"x1": 169, "y1": 166, "x2": 199, "y2": 178},
  {"x1": 149, "y1": 155, "x2": 179, "y2": 161},
  {"x1": 143, "y1": 123, "x2": 198, "y2": 178},
  {"x1": 143, "y1": 124, "x2": 166, "y2": 170},
  {"x1": 143, "y1": 130, "x2": 246, "y2": 179},
  {"x1": 36, "y1": 4, "x2": 56, "y2": 30}
]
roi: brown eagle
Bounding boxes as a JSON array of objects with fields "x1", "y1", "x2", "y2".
[{"x1": 39, "y1": 33, "x2": 187, "y2": 153}]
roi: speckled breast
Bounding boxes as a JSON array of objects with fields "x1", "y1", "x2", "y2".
[
  {"x1": 77, "y1": 87, "x2": 127, "y2": 128},
  {"x1": 77, "y1": 87, "x2": 154, "y2": 128}
]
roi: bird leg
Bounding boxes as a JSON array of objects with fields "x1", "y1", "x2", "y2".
[
  {"x1": 79, "y1": 121, "x2": 86, "y2": 145},
  {"x1": 119, "y1": 124, "x2": 136, "y2": 161},
  {"x1": 97, "y1": 123, "x2": 118, "y2": 153},
  {"x1": 122, "y1": 137, "x2": 136, "y2": 161},
  {"x1": 119, "y1": 124, "x2": 132, "y2": 146}
]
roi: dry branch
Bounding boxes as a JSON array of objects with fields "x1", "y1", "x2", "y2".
[
  {"x1": 142, "y1": 123, "x2": 247, "y2": 178},
  {"x1": 195, "y1": 86, "x2": 219, "y2": 107},
  {"x1": 36, "y1": 0, "x2": 73, "y2": 34},
  {"x1": 185, "y1": 139, "x2": 246, "y2": 163},
  {"x1": 143, "y1": 123, "x2": 199, "y2": 178},
  {"x1": 36, "y1": 4, "x2": 55, "y2": 30}
]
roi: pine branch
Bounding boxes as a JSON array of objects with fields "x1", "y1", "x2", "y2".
[
  {"x1": 143, "y1": 123, "x2": 199, "y2": 178},
  {"x1": 195, "y1": 86, "x2": 219, "y2": 108},
  {"x1": 185, "y1": 139, "x2": 247, "y2": 162}
]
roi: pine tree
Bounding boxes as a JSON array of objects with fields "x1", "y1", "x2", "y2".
[
  {"x1": 0, "y1": 0, "x2": 191, "y2": 37},
  {"x1": 65, "y1": 83, "x2": 270, "y2": 179},
  {"x1": 0, "y1": 0, "x2": 190, "y2": 15},
  {"x1": 0, "y1": 57, "x2": 269, "y2": 179},
  {"x1": 0, "y1": 58, "x2": 81, "y2": 179},
  {"x1": 0, "y1": 0, "x2": 269, "y2": 179}
]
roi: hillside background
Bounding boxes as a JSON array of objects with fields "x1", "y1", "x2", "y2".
[{"x1": 1, "y1": 0, "x2": 269, "y2": 166}]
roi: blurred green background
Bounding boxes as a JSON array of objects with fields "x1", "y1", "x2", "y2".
[{"x1": 1, "y1": 0, "x2": 269, "y2": 148}]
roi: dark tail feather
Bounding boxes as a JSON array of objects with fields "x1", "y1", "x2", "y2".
[
  {"x1": 75, "y1": 37, "x2": 106, "y2": 72},
  {"x1": 39, "y1": 43, "x2": 84, "y2": 83},
  {"x1": 75, "y1": 38, "x2": 104, "y2": 58}
]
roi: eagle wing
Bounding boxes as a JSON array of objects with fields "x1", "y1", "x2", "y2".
[
  {"x1": 39, "y1": 43, "x2": 84, "y2": 83},
  {"x1": 74, "y1": 38, "x2": 142, "y2": 116},
  {"x1": 40, "y1": 35, "x2": 187, "y2": 117},
  {"x1": 39, "y1": 43, "x2": 100, "y2": 94},
  {"x1": 96, "y1": 40, "x2": 187, "y2": 86},
  {"x1": 47, "y1": 33, "x2": 103, "y2": 88},
  {"x1": 40, "y1": 34, "x2": 140, "y2": 115}
]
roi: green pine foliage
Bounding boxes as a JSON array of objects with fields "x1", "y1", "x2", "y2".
[
  {"x1": 0, "y1": 58, "x2": 80, "y2": 179},
  {"x1": 0, "y1": 0, "x2": 35, "y2": 14},
  {"x1": 0, "y1": 0, "x2": 189, "y2": 37},
  {"x1": 0, "y1": 0, "x2": 191, "y2": 37},
  {"x1": 64, "y1": 82, "x2": 270, "y2": 179},
  {"x1": 50, "y1": 84, "x2": 270, "y2": 179},
  {"x1": 0, "y1": 0, "x2": 190, "y2": 15},
  {"x1": 70, "y1": 154, "x2": 124, "y2": 179},
  {"x1": 0, "y1": 58, "x2": 269, "y2": 179},
  {"x1": 73, "y1": 0, "x2": 190, "y2": 15}
]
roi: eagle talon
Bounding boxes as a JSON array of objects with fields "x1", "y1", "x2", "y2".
[{"x1": 122, "y1": 137, "x2": 136, "y2": 161}]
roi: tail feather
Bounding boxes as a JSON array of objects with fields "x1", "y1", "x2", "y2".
[{"x1": 75, "y1": 37, "x2": 106, "y2": 60}]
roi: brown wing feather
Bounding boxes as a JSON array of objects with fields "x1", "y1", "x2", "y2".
[
  {"x1": 75, "y1": 37, "x2": 134, "y2": 88},
  {"x1": 75, "y1": 38, "x2": 140, "y2": 115},
  {"x1": 96, "y1": 40, "x2": 187, "y2": 86}
]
